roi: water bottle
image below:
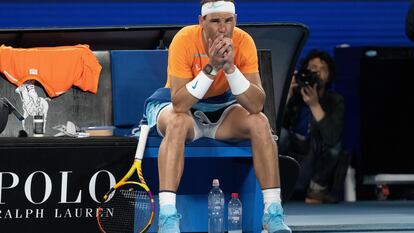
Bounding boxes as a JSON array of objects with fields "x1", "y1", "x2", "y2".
[
  {"x1": 33, "y1": 115, "x2": 44, "y2": 137},
  {"x1": 228, "y1": 193, "x2": 242, "y2": 233},
  {"x1": 208, "y1": 179, "x2": 224, "y2": 233},
  {"x1": 344, "y1": 166, "x2": 356, "y2": 202}
]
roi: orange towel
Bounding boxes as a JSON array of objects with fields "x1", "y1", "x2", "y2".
[{"x1": 0, "y1": 44, "x2": 102, "y2": 97}]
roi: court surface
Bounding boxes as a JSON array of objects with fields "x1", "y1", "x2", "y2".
[{"x1": 284, "y1": 200, "x2": 414, "y2": 233}]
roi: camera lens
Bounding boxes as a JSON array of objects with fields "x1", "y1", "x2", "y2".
[{"x1": 296, "y1": 69, "x2": 319, "y2": 88}]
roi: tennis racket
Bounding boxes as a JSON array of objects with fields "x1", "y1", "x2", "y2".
[{"x1": 97, "y1": 123, "x2": 155, "y2": 233}]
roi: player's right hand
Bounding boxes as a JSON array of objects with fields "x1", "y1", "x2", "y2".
[{"x1": 208, "y1": 35, "x2": 227, "y2": 71}]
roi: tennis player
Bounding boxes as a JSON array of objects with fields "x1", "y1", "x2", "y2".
[{"x1": 146, "y1": 1, "x2": 291, "y2": 232}]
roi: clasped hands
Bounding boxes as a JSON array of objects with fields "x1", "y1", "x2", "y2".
[{"x1": 208, "y1": 34, "x2": 235, "y2": 75}]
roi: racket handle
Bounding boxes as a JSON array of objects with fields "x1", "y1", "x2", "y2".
[{"x1": 135, "y1": 124, "x2": 150, "y2": 160}]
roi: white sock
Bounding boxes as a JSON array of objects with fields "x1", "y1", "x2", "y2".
[
  {"x1": 159, "y1": 191, "x2": 176, "y2": 207},
  {"x1": 263, "y1": 188, "x2": 281, "y2": 212}
]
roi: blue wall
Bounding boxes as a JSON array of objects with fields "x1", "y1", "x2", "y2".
[{"x1": 0, "y1": 1, "x2": 412, "y2": 57}]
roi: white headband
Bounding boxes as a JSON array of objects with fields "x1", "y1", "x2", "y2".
[{"x1": 201, "y1": 1, "x2": 236, "y2": 16}]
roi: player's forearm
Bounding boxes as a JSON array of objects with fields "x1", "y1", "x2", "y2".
[
  {"x1": 171, "y1": 71, "x2": 214, "y2": 113},
  {"x1": 225, "y1": 66, "x2": 265, "y2": 114},
  {"x1": 171, "y1": 87, "x2": 198, "y2": 113},
  {"x1": 236, "y1": 84, "x2": 265, "y2": 114}
]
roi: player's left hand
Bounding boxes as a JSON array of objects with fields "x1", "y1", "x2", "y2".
[{"x1": 220, "y1": 37, "x2": 235, "y2": 73}]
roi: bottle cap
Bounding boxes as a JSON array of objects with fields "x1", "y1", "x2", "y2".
[
  {"x1": 231, "y1": 193, "x2": 238, "y2": 198},
  {"x1": 212, "y1": 179, "x2": 219, "y2": 187}
]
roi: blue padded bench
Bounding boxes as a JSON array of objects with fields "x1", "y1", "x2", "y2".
[{"x1": 110, "y1": 50, "x2": 262, "y2": 233}]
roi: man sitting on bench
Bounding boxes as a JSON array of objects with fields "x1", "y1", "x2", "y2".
[{"x1": 145, "y1": 1, "x2": 291, "y2": 232}]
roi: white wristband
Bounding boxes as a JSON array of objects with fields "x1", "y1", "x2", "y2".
[
  {"x1": 225, "y1": 66, "x2": 250, "y2": 95},
  {"x1": 185, "y1": 71, "x2": 214, "y2": 99}
]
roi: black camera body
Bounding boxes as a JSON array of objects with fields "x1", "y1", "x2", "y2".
[{"x1": 295, "y1": 69, "x2": 320, "y2": 89}]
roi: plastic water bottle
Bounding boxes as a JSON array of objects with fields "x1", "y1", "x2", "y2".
[
  {"x1": 228, "y1": 193, "x2": 242, "y2": 233},
  {"x1": 208, "y1": 179, "x2": 224, "y2": 233},
  {"x1": 344, "y1": 166, "x2": 356, "y2": 202}
]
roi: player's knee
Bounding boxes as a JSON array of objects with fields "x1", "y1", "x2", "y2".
[
  {"x1": 165, "y1": 113, "x2": 193, "y2": 136},
  {"x1": 247, "y1": 113, "x2": 271, "y2": 136}
]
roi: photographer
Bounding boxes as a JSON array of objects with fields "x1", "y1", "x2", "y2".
[{"x1": 279, "y1": 49, "x2": 345, "y2": 204}]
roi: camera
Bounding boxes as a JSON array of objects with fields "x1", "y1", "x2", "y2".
[{"x1": 295, "y1": 69, "x2": 320, "y2": 89}]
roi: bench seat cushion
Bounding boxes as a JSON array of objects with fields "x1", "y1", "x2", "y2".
[{"x1": 144, "y1": 136, "x2": 252, "y2": 158}]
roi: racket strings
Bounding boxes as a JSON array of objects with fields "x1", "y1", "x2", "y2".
[
  {"x1": 119, "y1": 189, "x2": 148, "y2": 200},
  {"x1": 99, "y1": 184, "x2": 153, "y2": 233}
]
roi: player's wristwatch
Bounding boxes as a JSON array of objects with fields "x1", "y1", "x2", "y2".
[{"x1": 203, "y1": 64, "x2": 218, "y2": 76}]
